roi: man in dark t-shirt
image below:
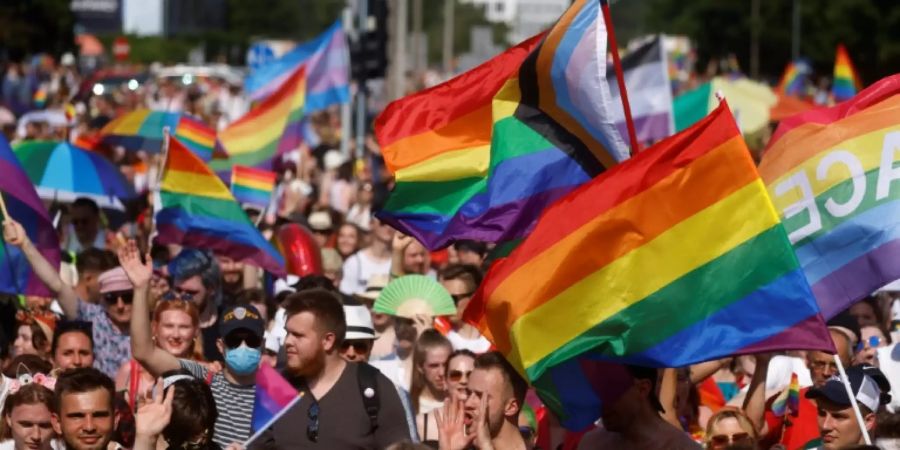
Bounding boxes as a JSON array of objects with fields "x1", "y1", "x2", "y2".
[{"x1": 250, "y1": 289, "x2": 410, "y2": 449}]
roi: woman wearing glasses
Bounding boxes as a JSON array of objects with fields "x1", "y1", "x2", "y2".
[
  {"x1": 703, "y1": 408, "x2": 758, "y2": 450},
  {"x1": 854, "y1": 325, "x2": 890, "y2": 367},
  {"x1": 416, "y1": 349, "x2": 474, "y2": 448}
]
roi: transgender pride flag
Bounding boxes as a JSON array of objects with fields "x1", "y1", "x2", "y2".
[{"x1": 245, "y1": 20, "x2": 350, "y2": 112}]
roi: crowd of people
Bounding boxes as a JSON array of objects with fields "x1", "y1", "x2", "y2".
[{"x1": 0, "y1": 51, "x2": 899, "y2": 450}]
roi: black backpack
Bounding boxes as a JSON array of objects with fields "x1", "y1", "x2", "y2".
[{"x1": 357, "y1": 362, "x2": 381, "y2": 432}]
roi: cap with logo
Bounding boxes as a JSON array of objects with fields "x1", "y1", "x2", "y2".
[{"x1": 220, "y1": 305, "x2": 265, "y2": 337}]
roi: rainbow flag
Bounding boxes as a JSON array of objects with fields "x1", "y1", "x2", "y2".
[
  {"x1": 245, "y1": 20, "x2": 349, "y2": 110},
  {"x1": 32, "y1": 88, "x2": 47, "y2": 108},
  {"x1": 772, "y1": 373, "x2": 801, "y2": 417},
  {"x1": 376, "y1": 0, "x2": 627, "y2": 250},
  {"x1": 211, "y1": 66, "x2": 306, "y2": 172},
  {"x1": 759, "y1": 74, "x2": 900, "y2": 319},
  {"x1": 100, "y1": 109, "x2": 219, "y2": 161},
  {"x1": 832, "y1": 44, "x2": 862, "y2": 102},
  {"x1": 251, "y1": 364, "x2": 303, "y2": 432},
  {"x1": 0, "y1": 135, "x2": 60, "y2": 297},
  {"x1": 231, "y1": 165, "x2": 276, "y2": 210},
  {"x1": 154, "y1": 137, "x2": 285, "y2": 275},
  {"x1": 777, "y1": 60, "x2": 810, "y2": 97},
  {"x1": 465, "y1": 101, "x2": 832, "y2": 430}
]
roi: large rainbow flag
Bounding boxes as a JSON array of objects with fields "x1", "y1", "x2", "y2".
[
  {"x1": 759, "y1": 74, "x2": 900, "y2": 319},
  {"x1": 100, "y1": 109, "x2": 218, "y2": 161},
  {"x1": 376, "y1": 0, "x2": 627, "y2": 250},
  {"x1": 245, "y1": 20, "x2": 349, "y2": 111},
  {"x1": 0, "y1": 135, "x2": 60, "y2": 297},
  {"x1": 211, "y1": 66, "x2": 306, "y2": 172},
  {"x1": 465, "y1": 102, "x2": 832, "y2": 429},
  {"x1": 832, "y1": 44, "x2": 862, "y2": 102},
  {"x1": 155, "y1": 137, "x2": 285, "y2": 275}
]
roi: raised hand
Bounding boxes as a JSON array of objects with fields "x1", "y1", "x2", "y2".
[
  {"x1": 392, "y1": 232, "x2": 413, "y2": 253},
  {"x1": 118, "y1": 239, "x2": 152, "y2": 288},
  {"x1": 473, "y1": 393, "x2": 494, "y2": 450},
  {"x1": 3, "y1": 219, "x2": 27, "y2": 247},
  {"x1": 135, "y1": 380, "x2": 174, "y2": 439},
  {"x1": 435, "y1": 398, "x2": 475, "y2": 450}
]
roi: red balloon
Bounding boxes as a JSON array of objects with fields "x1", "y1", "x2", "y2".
[{"x1": 276, "y1": 224, "x2": 323, "y2": 277}]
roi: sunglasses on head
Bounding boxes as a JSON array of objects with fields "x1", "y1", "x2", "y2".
[
  {"x1": 856, "y1": 336, "x2": 883, "y2": 352},
  {"x1": 224, "y1": 331, "x2": 262, "y2": 349},
  {"x1": 448, "y1": 369, "x2": 472, "y2": 383},
  {"x1": 307, "y1": 401, "x2": 320, "y2": 442},
  {"x1": 340, "y1": 340, "x2": 371, "y2": 353},
  {"x1": 709, "y1": 432, "x2": 752, "y2": 447},
  {"x1": 103, "y1": 291, "x2": 133, "y2": 304}
]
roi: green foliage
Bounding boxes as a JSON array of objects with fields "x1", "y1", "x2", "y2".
[
  {"x1": 0, "y1": 0, "x2": 74, "y2": 60},
  {"x1": 226, "y1": 0, "x2": 346, "y2": 41},
  {"x1": 422, "y1": 0, "x2": 510, "y2": 66},
  {"x1": 620, "y1": 0, "x2": 899, "y2": 85}
]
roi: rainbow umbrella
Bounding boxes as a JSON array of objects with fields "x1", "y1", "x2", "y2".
[
  {"x1": 12, "y1": 141, "x2": 135, "y2": 210},
  {"x1": 99, "y1": 109, "x2": 220, "y2": 161}
]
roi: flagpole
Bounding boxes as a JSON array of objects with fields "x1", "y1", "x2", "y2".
[
  {"x1": 243, "y1": 392, "x2": 305, "y2": 448},
  {"x1": 832, "y1": 355, "x2": 873, "y2": 444},
  {"x1": 600, "y1": 0, "x2": 640, "y2": 155},
  {"x1": 0, "y1": 192, "x2": 9, "y2": 222},
  {"x1": 149, "y1": 127, "x2": 172, "y2": 249}
]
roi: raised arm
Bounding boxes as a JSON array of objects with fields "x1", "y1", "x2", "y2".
[
  {"x1": 3, "y1": 219, "x2": 79, "y2": 318},
  {"x1": 119, "y1": 240, "x2": 180, "y2": 376},
  {"x1": 742, "y1": 353, "x2": 772, "y2": 435}
]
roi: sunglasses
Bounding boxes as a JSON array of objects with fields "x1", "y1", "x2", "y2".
[
  {"x1": 709, "y1": 432, "x2": 752, "y2": 447},
  {"x1": 341, "y1": 340, "x2": 371, "y2": 353},
  {"x1": 224, "y1": 331, "x2": 262, "y2": 349},
  {"x1": 103, "y1": 291, "x2": 133, "y2": 305},
  {"x1": 307, "y1": 402, "x2": 319, "y2": 442},
  {"x1": 448, "y1": 369, "x2": 472, "y2": 383},
  {"x1": 162, "y1": 290, "x2": 193, "y2": 302},
  {"x1": 175, "y1": 287, "x2": 201, "y2": 298},
  {"x1": 519, "y1": 426, "x2": 535, "y2": 440},
  {"x1": 856, "y1": 335, "x2": 883, "y2": 352},
  {"x1": 450, "y1": 292, "x2": 475, "y2": 305}
]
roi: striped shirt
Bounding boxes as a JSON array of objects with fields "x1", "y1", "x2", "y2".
[{"x1": 180, "y1": 360, "x2": 256, "y2": 447}]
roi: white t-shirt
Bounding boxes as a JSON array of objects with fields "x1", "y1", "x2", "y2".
[
  {"x1": 877, "y1": 343, "x2": 900, "y2": 414},
  {"x1": 447, "y1": 330, "x2": 492, "y2": 354},
  {"x1": 339, "y1": 251, "x2": 392, "y2": 295}
]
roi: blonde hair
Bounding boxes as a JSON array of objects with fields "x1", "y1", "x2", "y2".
[
  {"x1": 705, "y1": 407, "x2": 758, "y2": 445},
  {"x1": 153, "y1": 299, "x2": 202, "y2": 360}
]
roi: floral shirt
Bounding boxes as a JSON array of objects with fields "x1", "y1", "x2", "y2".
[{"x1": 78, "y1": 300, "x2": 131, "y2": 377}]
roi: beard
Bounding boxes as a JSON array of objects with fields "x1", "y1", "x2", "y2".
[{"x1": 286, "y1": 345, "x2": 326, "y2": 378}]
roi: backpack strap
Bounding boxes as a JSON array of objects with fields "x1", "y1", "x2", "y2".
[{"x1": 357, "y1": 363, "x2": 381, "y2": 432}]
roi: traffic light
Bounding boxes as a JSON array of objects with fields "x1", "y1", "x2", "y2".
[{"x1": 350, "y1": 0, "x2": 388, "y2": 82}]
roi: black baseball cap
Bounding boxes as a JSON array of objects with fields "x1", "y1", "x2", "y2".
[
  {"x1": 805, "y1": 364, "x2": 891, "y2": 412},
  {"x1": 220, "y1": 305, "x2": 265, "y2": 337}
]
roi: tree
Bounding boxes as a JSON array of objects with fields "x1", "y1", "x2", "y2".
[{"x1": 0, "y1": 0, "x2": 74, "y2": 61}]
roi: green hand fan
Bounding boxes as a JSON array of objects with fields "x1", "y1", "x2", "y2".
[{"x1": 373, "y1": 275, "x2": 457, "y2": 318}]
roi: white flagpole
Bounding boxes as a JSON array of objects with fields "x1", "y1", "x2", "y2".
[
  {"x1": 243, "y1": 392, "x2": 305, "y2": 448},
  {"x1": 833, "y1": 354, "x2": 872, "y2": 445}
]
